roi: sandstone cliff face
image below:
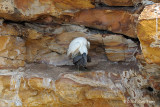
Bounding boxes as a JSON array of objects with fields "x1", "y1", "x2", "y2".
[
  {"x1": 0, "y1": 0, "x2": 143, "y2": 38},
  {"x1": 70, "y1": 9, "x2": 138, "y2": 38},
  {"x1": 137, "y1": 55, "x2": 160, "y2": 92},
  {"x1": 0, "y1": 63, "x2": 158, "y2": 107},
  {"x1": 0, "y1": 22, "x2": 26, "y2": 68},
  {"x1": 0, "y1": 0, "x2": 94, "y2": 21},
  {"x1": 0, "y1": 0, "x2": 159, "y2": 107},
  {"x1": 103, "y1": 34, "x2": 138, "y2": 62},
  {"x1": 137, "y1": 3, "x2": 160, "y2": 65}
]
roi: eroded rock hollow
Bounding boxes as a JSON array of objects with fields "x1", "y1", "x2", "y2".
[{"x1": 0, "y1": 0, "x2": 160, "y2": 107}]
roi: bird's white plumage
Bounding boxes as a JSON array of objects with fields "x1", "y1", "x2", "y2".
[{"x1": 67, "y1": 37, "x2": 90, "y2": 57}]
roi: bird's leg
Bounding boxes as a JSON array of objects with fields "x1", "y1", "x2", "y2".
[{"x1": 77, "y1": 65, "x2": 80, "y2": 71}]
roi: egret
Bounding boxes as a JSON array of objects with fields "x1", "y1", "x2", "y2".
[{"x1": 67, "y1": 37, "x2": 91, "y2": 70}]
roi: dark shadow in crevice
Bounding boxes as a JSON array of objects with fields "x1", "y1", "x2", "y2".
[
  {"x1": 147, "y1": 86, "x2": 154, "y2": 92},
  {"x1": 86, "y1": 27, "x2": 139, "y2": 42}
]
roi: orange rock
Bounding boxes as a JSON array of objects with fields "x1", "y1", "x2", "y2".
[
  {"x1": 103, "y1": 34, "x2": 138, "y2": 61},
  {"x1": 0, "y1": 36, "x2": 10, "y2": 51},
  {"x1": 0, "y1": 66, "x2": 155, "y2": 107},
  {"x1": 71, "y1": 9, "x2": 138, "y2": 38},
  {"x1": 14, "y1": 0, "x2": 35, "y2": 12},
  {"x1": 0, "y1": 22, "x2": 105, "y2": 67},
  {"x1": 137, "y1": 54, "x2": 160, "y2": 91},
  {"x1": 25, "y1": 24, "x2": 104, "y2": 65},
  {"x1": 53, "y1": 0, "x2": 94, "y2": 10},
  {"x1": 0, "y1": 35, "x2": 26, "y2": 68},
  {"x1": 0, "y1": 0, "x2": 94, "y2": 21},
  {"x1": 0, "y1": 23, "x2": 21, "y2": 36},
  {"x1": 137, "y1": 3, "x2": 160, "y2": 65},
  {"x1": 0, "y1": 21, "x2": 26, "y2": 68}
]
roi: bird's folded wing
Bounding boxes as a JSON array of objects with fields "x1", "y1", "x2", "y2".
[
  {"x1": 79, "y1": 45, "x2": 88, "y2": 55},
  {"x1": 67, "y1": 42, "x2": 81, "y2": 57}
]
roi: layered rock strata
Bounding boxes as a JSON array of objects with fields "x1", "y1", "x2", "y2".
[
  {"x1": 0, "y1": 64, "x2": 157, "y2": 107},
  {"x1": 103, "y1": 34, "x2": 138, "y2": 62},
  {"x1": 0, "y1": 0, "x2": 159, "y2": 107}
]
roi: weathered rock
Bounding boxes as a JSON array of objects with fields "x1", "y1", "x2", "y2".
[
  {"x1": 0, "y1": 22, "x2": 22, "y2": 36},
  {"x1": 26, "y1": 36, "x2": 69, "y2": 66},
  {"x1": 103, "y1": 34, "x2": 138, "y2": 62},
  {"x1": 70, "y1": 9, "x2": 138, "y2": 38},
  {"x1": 22, "y1": 23, "x2": 104, "y2": 65},
  {"x1": 52, "y1": 0, "x2": 94, "y2": 10},
  {"x1": 25, "y1": 29, "x2": 104, "y2": 66},
  {"x1": 137, "y1": 3, "x2": 160, "y2": 65},
  {"x1": 137, "y1": 54, "x2": 160, "y2": 92},
  {"x1": 0, "y1": 64, "x2": 157, "y2": 107},
  {"x1": 0, "y1": 21, "x2": 26, "y2": 68},
  {"x1": 0, "y1": 1, "x2": 140, "y2": 38},
  {"x1": 0, "y1": 0, "x2": 94, "y2": 21},
  {"x1": 0, "y1": 35, "x2": 26, "y2": 68},
  {"x1": 0, "y1": 20, "x2": 26, "y2": 69},
  {"x1": 98, "y1": 0, "x2": 160, "y2": 6}
]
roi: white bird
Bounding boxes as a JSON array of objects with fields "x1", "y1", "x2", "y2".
[{"x1": 67, "y1": 37, "x2": 91, "y2": 69}]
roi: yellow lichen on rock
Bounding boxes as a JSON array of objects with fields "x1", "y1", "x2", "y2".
[
  {"x1": 137, "y1": 3, "x2": 160, "y2": 64},
  {"x1": 0, "y1": 36, "x2": 10, "y2": 51}
]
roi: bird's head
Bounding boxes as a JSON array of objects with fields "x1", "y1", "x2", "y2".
[{"x1": 87, "y1": 41, "x2": 90, "y2": 49}]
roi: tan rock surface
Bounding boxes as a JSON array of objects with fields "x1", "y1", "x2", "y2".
[
  {"x1": 0, "y1": 1, "x2": 140, "y2": 38},
  {"x1": 0, "y1": 63, "x2": 157, "y2": 107},
  {"x1": 137, "y1": 3, "x2": 160, "y2": 65},
  {"x1": 103, "y1": 34, "x2": 138, "y2": 62},
  {"x1": 0, "y1": 0, "x2": 159, "y2": 107},
  {"x1": 25, "y1": 29, "x2": 104, "y2": 65},
  {"x1": 0, "y1": 22, "x2": 26, "y2": 68},
  {"x1": 0, "y1": 35, "x2": 26, "y2": 68},
  {"x1": 71, "y1": 9, "x2": 138, "y2": 38},
  {"x1": 137, "y1": 54, "x2": 160, "y2": 91},
  {"x1": 0, "y1": 22, "x2": 137, "y2": 65},
  {"x1": 0, "y1": 0, "x2": 94, "y2": 21}
]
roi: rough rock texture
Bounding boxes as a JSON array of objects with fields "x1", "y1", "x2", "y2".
[
  {"x1": 70, "y1": 9, "x2": 138, "y2": 38},
  {"x1": 103, "y1": 34, "x2": 138, "y2": 62},
  {"x1": 0, "y1": 21, "x2": 105, "y2": 66},
  {"x1": 25, "y1": 24, "x2": 138, "y2": 63},
  {"x1": 0, "y1": 21, "x2": 140, "y2": 66},
  {"x1": 0, "y1": 0, "x2": 159, "y2": 107},
  {"x1": 137, "y1": 3, "x2": 160, "y2": 65},
  {"x1": 26, "y1": 35, "x2": 71, "y2": 66},
  {"x1": 24, "y1": 23, "x2": 104, "y2": 65},
  {"x1": 0, "y1": 63, "x2": 158, "y2": 107},
  {"x1": 0, "y1": 22, "x2": 26, "y2": 68},
  {"x1": 137, "y1": 55, "x2": 160, "y2": 92},
  {"x1": 0, "y1": 0, "x2": 141, "y2": 38},
  {"x1": 0, "y1": 36, "x2": 26, "y2": 68},
  {"x1": 0, "y1": 0, "x2": 94, "y2": 21}
]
